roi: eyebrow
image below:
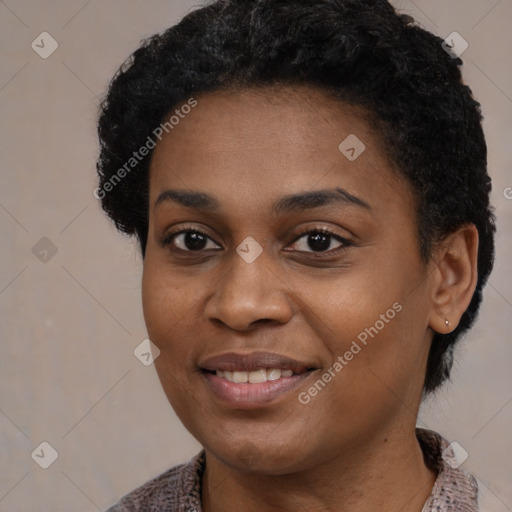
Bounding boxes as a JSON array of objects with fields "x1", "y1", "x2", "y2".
[{"x1": 154, "y1": 187, "x2": 371, "y2": 214}]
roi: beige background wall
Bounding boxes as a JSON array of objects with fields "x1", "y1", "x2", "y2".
[{"x1": 1, "y1": 1, "x2": 511, "y2": 510}]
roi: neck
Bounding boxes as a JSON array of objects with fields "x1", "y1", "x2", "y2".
[{"x1": 201, "y1": 426, "x2": 436, "y2": 512}]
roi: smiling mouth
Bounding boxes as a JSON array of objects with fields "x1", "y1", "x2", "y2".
[
  {"x1": 201, "y1": 367, "x2": 317, "y2": 408},
  {"x1": 199, "y1": 351, "x2": 319, "y2": 407},
  {"x1": 206, "y1": 368, "x2": 313, "y2": 383}
]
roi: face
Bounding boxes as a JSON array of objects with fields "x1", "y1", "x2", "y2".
[{"x1": 142, "y1": 86, "x2": 435, "y2": 474}]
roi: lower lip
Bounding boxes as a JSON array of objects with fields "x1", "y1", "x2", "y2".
[{"x1": 203, "y1": 371, "x2": 313, "y2": 409}]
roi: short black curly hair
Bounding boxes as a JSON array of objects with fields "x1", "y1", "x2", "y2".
[{"x1": 96, "y1": 0, "x2": 495, "y2": 394}]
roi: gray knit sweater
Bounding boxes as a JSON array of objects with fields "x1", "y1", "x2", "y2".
[{"x1": 106, "y1": 428, "x2": 479, "y2": 511}]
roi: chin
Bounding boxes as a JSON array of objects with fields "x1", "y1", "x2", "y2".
[{"x1": 206, "y1": 437, "x2": 319, "y2": 475}]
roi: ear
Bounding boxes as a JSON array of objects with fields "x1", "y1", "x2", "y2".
[{"x1": 428, "y1": 224, "x2": 479, "y2": 334}]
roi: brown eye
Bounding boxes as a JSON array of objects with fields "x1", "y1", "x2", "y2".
[
  {"x1": 288, "y1": 229, "x2": 351, "y2": 254},
  {"x1": 163, "y1": 229, "x2": 221, "y2": 252}
]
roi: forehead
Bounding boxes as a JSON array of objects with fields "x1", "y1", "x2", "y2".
[
  {"x1": 151, "y1": 85, "x2": 378, "y2": 162},
  {"x1": 148, "y1": 85, "x2": 412, "y2": 218}
]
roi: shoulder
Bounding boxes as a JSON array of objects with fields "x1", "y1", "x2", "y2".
[
  {"x1": 416, "y1": 428, "x2": 480, "y2": 512},
  {"x1": 105, "y1": 451, "x2": 205, "y2": 512}
]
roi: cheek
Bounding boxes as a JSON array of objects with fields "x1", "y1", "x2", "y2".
[
  {"x1": 294, "y1": 261, "x2": 401, "y2": 343},
  {"x1": 141, "y1": 265, "x2": 167, "y2": 341},
  {"x1": 301, "y1": 266, "x2": 427, "y2": 402},
  {"x1": 141, "y1": 261, "x2": 205, "y2": 415},
  {"x1": 141, "y1": 261, "x2": 194, "y2": 352}
]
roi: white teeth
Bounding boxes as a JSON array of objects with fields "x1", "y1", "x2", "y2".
[
  {"x1": 249, "y1": 369, "x2": 267, "y2": 383},
  {"x1": 232, "y1": 371, "x2": 249, "y2": 383},
  {"x1": 215, "y1": 368, "x2": 296, "y2": 383},
  {"x1": 267, "y1": 369, "x2": 281, "y2": 381}
]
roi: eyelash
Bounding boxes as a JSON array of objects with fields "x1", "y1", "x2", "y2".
[{"x1": 161, "y1": 225, "x2": 353, "y2": 257}]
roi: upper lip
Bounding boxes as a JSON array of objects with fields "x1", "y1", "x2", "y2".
[{"x1": 199, "y1": 351, "x2": 317, "y2": 373}]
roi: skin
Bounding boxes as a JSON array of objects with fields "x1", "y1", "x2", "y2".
[{"x1": 141, "y1": 85, "x2": 479, "y2": 512}]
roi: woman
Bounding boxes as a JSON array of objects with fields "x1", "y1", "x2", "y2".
[{"x1": 97, "y1": 0, "x2": 495, "y2": 510}]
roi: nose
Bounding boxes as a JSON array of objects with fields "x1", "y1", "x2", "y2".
[{"x1": 204, "y1": 246, "x2": 294, "y2": 332}]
